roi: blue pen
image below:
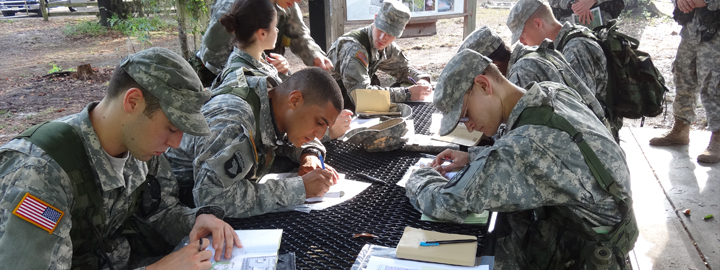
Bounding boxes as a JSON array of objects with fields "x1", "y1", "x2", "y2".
[
  {"x1": 407, "y1": 76, "x2": 417, "y2": 85},
  {"x1": 420, "y1": 239, "x2": 476, "y2": 246},
  {"x1": 318, "y1": 154, "x2": 326, "y2": 170}
]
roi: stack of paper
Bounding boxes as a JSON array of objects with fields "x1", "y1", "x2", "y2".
[
  {"x1": 259, "y1": 172, "x2": 371, "y2": 212},
  {"x1": 396, "y1": 227, "x2": 477, "y2": 267},
  {"x1": 207, "y1": 229, "x2": 283, "y2": 270}
]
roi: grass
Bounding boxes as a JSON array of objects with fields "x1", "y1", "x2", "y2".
[{"x1": 63, "y1": 20, "x2": 108, "y2": 37}]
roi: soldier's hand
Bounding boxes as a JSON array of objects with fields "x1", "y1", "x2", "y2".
[
  {"x1": 313, "y1": 55, "x2": 334, "y2": 71},
  {"x1": 299, "y1": 154, "x2": 341, "y2": 183},
  {"x1": 408, "y1": 84, "x2": 432, "y2": 101},
  {"x1": 329, "y1": 109, "x2": 354, "y2": 139},
  {"x1": 190, "y1": 214, "x2": 242, "y2": 261},
  {"x1": 302, "y1": 168, "x2": 335, "y2": 198},
  {"x1": 267, "y1": 53, "x2": 290, "y2": 75},
  {"x1": 431, "y1": 149, "x2": 469, "y2": 172},
  {"x1": 690, "y1": 0, "x2": 707, "y2": 8},
  {"x1": 571, "y1": 0, "x2": 595, "y2": 25},
  {"x1": 146, "y1": 238, "x2": 212, "y2": 270}
]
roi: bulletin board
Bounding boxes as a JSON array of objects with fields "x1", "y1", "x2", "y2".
[{"x1": 346, "y1": 0, "x2": 467, "y2": 21}]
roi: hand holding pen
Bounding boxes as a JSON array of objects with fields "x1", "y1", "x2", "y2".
[
  {"x1": 407, "y1": 76, "x2": 432, "y2": 101},
  {"x1": 429, "y1": 149, "x2": 469, "y2": 173}
]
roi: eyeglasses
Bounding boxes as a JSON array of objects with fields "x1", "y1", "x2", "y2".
[{"x1": 459, "y1": 88, "x2": 473, "y2": 123}]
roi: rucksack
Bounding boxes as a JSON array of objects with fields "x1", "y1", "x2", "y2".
[{"x1": 556, "y1": 19, "x2": 669, "y2": 120}]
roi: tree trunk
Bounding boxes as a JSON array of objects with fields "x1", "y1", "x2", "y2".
[
  {"x1": 176, "y1": 0, "x2": 191, "y2": 59},
  {"x1": 98, "y1": 0, "x2": 134, "y2": 26},
  {"x1": 624, "y1": 0, "x2": 664, "y2": 17}
]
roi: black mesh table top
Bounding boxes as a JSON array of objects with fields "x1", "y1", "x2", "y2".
[{"x1": 224, "y1": 103, "x2": 493, "y2": 269}]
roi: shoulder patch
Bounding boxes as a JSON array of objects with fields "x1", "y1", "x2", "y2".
[
  {"x1": 224, "y1": 151, "x2": 244, "y2": 179},
  {"x1": 355, "y1": 51, "x2": 369, "y2": 67},
  {"x1": 12, "y1": 193, "x2": 64, "y2": 234}
]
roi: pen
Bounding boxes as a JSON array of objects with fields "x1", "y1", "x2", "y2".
[
  {"x1": 356, "y1": 173, "x2": 386, "y2": 185},
  {"x1": 420, "y1": 153, "x2": 454, "y2": 163},
  {"x1": 407, "y1": 76, "x2": 417, "y2": 85},
  {"x1": 318, "y1": 153, "x2": 326, "y2": 170},
  {"x1": 419, "y1": 239, "x2": 476, "y2": 246}
]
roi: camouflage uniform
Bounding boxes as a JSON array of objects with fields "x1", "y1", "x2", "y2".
[
  {"x1": 672, "y1": 0, "x2": 720, "y2": 131},
  {"x1": 408, "y1": 50, "x2": 632, "y2": 269},
  {"x1": 165, "y1": 48, "x2": 326, "y2": 218},
  {"x1": 547, "y1": 0, "x2": 617, "y2": 25},
  {"x1": 0, "y1": 48, "x2": 221, "y2": 269},
  {"x1": 197, "y1": 0, "x2": 325, "y2": 75},
  {"x1": 507, "y1": 40, "x2": 608, "y2": 125},
  {"x1": 326, "y1": 1, "x2": 430, "y2": 108}
]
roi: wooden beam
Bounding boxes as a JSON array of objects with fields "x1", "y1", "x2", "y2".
[
  {"x1": 326, "y1": 0, "x2": 344, "y2": 51},
  {"x1": 47, "y1": 2, "x2": 98, "y2": 8},
  {"x1": 40, "y1": 0, "x2": 48, "y2": 21},
  {"x1": 463, "y1": 0, "x2": 477, "y2": 38},
  {"x1": 401, "y1": 21, "x2": 437, "y2": 38}
]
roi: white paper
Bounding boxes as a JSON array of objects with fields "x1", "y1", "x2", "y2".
[
  {"x1": 206, "y1": 229, "x2": 283, "y2": 270},
  {"x1": 365, "y1": 256, "x2": 489, "y2": 270},
  {"x1": 397, "y1": 158, "x2": 453, "y2": 187},
  {"x1": 346, "y1": 0, "x2": 466, "y2": 21},
  {"x1": 260, "y1": 172, "x2": 372, "y2": 212},
  {"x1": 350, "y1": 117, "x2": 382, "y2": 130}
]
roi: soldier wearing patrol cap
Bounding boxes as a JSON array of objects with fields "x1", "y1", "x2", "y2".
[
  {"x1": 327, "y1": 0, "x2": 432, "y2": 111},
  {"x1": 406, "y1": 49, "x2": 636, "y2": 270},
  {"x1": 0, "y1": 47, "x2": 241, "y2": 269}
]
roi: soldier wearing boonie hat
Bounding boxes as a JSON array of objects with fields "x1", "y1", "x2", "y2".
[
  {"x1": 327, "y1": 0, "x2": 432, "y2": 111},
  {"x1": 507, "y1": 0, "x2": 544, "y2": 45},
  {"x1": 0, "y1": 47, "x2": 240, "y2": 269},
  {"x1": 457, "y1": 26, "x2": 512, "y2": 76},
  {"x1": 406, "y1": 48, "x2": 636, "y2": 270}
]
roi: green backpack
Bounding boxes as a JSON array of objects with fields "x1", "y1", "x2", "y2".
[{"x1": 556, "y1": 20, "x2": 669, "y2": 120}]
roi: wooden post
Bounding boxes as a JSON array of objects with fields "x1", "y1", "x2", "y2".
[
  {"x1": 40, "y1": 0, "x2": 48, "y2": 21},
  {"x1": 326, "y1": 0, "x2": 344, "y2": 51},
  {"x1": 463, "y1": 0, "x2": 477, "y2": 39}
]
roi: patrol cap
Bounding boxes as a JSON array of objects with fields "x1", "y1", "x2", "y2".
[
  {"x1": 120, "y1": 47, "x2": 211, "y2": 136},
  {"x1": 374, "y1": 0, "x2": 411, "y2": 38},
  {"x1": 457, "y1": 26, "x2": 505, "y2": 57},
  {"x1": 507, "y1": 0, "x2": 543, "y2": 45},
  {"x1": 434, "y1": 49, "x2": 491, "y2": 136}
]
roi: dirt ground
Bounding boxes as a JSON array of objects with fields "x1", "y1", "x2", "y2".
[{"x1": 0, "y1": 0, "x2": 706, "y2": 144}]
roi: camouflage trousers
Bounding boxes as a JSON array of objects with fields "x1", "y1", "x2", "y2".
[{"x1": 672, "y1": 26, "x2": 720, "y2": 131}]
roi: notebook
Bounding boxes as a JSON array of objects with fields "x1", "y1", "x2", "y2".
[
  {"x1": 206, "y1": 229, "x2": 283, "y2": 270},
  {"x1": 396, "y1": 227, "x2": 477, "y2": 266}
]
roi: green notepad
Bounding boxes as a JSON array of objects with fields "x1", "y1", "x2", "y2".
[{"x1": 421, "y1": 211, "x2": 489, "y2": 225}]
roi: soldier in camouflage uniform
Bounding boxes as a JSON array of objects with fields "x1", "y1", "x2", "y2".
[
  {"x1": 458, "y1": 26, "x2": 608, "y2": 130},
  {"x1": 508, "y1": 0, "x2": 621, "y2": 141},
  {"x1": 406, "y1": 49, "x2": 636, "y2": 269},
  {"x1": 547, "y1": 0, "x2": 623, "y2": 26},
  {"x1": 327, "y1": 0, "x2": 433, "y2": 111},
  {"x1": 165, "y1": 65, "x2": 344, "y2": 217},
  {"x1": 649, "y1": 0, "x2": 720, "y2": 163},
  {"x1": 196, "y1": 0, "x2": 332, "y2": 81},
  {"x1": 0, "y1": 48, "x2": 241, "y2": 269}
]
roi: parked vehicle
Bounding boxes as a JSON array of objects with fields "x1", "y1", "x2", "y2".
[{"x1": 0, "y1": 0, "x2": 78, "y2": 17}]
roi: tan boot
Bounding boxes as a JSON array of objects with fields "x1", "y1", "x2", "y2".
[
  {"x1": 649, "y1": 118, "x2": 690, "y2": 146},
  {"x1": 697, "y1": 131, "x2": 720, "y2": 163}
]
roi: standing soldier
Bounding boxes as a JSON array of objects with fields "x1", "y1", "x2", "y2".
[
  {"x1": 327, "y1": 0, "x2": 432, "y2": 111},
  {"x1": 547, "y1": 0, "x2": 624, "y2": 26},
  {"x1": 194, "y1": 0, "x2": 333, "y2": 86},
  {"x1": 649, "y1": 0, "x2": 720, "y2": 163}
]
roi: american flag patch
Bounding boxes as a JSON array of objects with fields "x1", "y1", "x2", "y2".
[
  {"x1": 12, "y1": 193, "x2": 64, "y2": 234},
  {"x1": 355, "y1": 51, "x2": 368, "y2": 67}
]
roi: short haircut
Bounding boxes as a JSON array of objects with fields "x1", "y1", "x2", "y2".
[
  {"x1": 528, "y1": 3, "x2": 555, "y2": 24},
  {"x1": 220, "y1": 0, "x2": 277, "y2": 48},
  {"x1": 487, "y1": 43, "x2": 511, "y2": 64},
  {"x1": 482, "y1": 63, "x2": 506, "y2": 85},
  {"x1": 275, "y1": 67, "x2": 343, "y2": 112},
  {"x1": 106, "y1": 65, "x2": 161, "y2": 117}
]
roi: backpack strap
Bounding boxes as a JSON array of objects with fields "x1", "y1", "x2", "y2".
[
  {"x1": 554, "y1": 28, "x2": 598, "y2": 52},
  {"x1": 511, "y1": 89, "x2": 637, "y2": 256}
]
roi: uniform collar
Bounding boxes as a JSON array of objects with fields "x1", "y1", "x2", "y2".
[
  {"x1": 505, "y1": 82, "x2": 552, "y2": 130},
  {"x1": 554, "y1": 21, "x2": 578, "y2": 45},
  {"x1": 64, "y1": 102, "x2": 148, "y2": 192}
]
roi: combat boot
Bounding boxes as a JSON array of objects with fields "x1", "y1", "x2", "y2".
[
  {"x1": 649, "y1": 118, "x2": 690, "y2": 146},
  {"x1": 697, "y1": 131, "x2": 720, "y2": 163}
]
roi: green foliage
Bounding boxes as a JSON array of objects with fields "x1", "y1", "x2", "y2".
[
  {"x1": 109, "y1": 15, "x2": 173, "y2": 45},
  {"x1": 47, "y1": 63, "x2": 63, "y2": 74},
  {"x1": 64, "y1": 20, "x2": 108, "y2": 37}
]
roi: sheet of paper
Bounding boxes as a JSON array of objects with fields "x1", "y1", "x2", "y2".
[
  {"x1": 397, "y1": 158, "x2": 453, "y2": 187},
  {"x1": 206, "y1": 229, "x2": 283, "y2": 270},
  {"x1": 353, "y1": 89, "x2": 392, "y2": 113},
  {"x1": 420, "y1": 211, "x2": 489, "y2": 225},
  {"x1": 261, "y1": 172, "x2": 372, "y2": 212},
  {"x1": 366, "y1": 256, "x2": 489, "y2": 270},
  {"x1": 350, "y1": 117, "x2": 382, "y2": 130}
]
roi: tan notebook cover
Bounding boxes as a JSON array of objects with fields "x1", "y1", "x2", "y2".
[
  {"x1": 352, "y1": 89, "x2": 391, "y2": 113},
  {"x1": 431, "y1": 123, "x2": 484, "y2": 147},
  {"x1": 396, "y1": 227, "x2": 477, "y2": 266}
]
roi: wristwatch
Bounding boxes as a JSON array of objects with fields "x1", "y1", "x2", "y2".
[
  {"x1": 195, "y1": 206, "x2": 223, "y2": 219},
  {"x1": 301, "y1": 147, "x2": 323, "y2": 158},
  {"x1": 404, "y1": 88, "x2": 412, "y2": 101}
]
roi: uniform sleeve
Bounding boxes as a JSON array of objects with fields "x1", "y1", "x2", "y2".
[
  {"x1": 190, "y1": 98, "x2": 306, "y2": 218},
  {"x1": 406, "y1": 133, "x2": 586, "y2": 222},
  {"x1": 275, "y1": 138, "x2": 326, "y2": 163},
  {"x1": 377, "y1": 43, "x2": 431, "y2": 84},
  {"x1": 335, "y1": 42, "x2": 410, "y2": 104},
  {"x1": 198, "y1": 0, "x2": 235, "y2": 74},
  {"x1": 143, "y1": 156, "x2": 207, "y2": 246},
  {"x1": 508, "y1": 60, "x2": 545, "y2": 88},
  {"x1": 548, "y1": 0, "x2": 573, "y2": 9},
  {"x1": 707, "y1": 0, "x2": 719, "y2": 11},
  {"x1": 284, "y1": 4, "x2": 325, "y2": 66},
  {"x1": 0, "y1": 152, "x2": 74, "y2": 270},
  {"x1": 562, "y1": 38, "x2": 607, "y2": 97}
]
